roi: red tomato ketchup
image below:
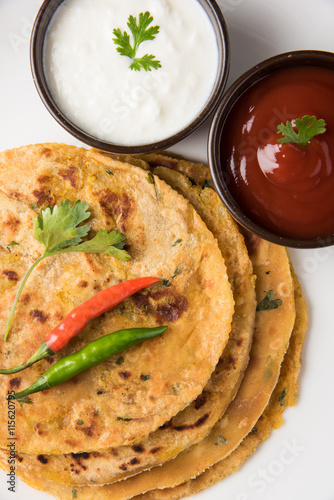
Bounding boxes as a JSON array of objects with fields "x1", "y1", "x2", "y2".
[{"x1": 221, "y1": 66, "x2": 334, "y2": 239}]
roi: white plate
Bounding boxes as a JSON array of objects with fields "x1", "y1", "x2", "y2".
[{"x1": 0, "y1": 1, "x2": 334, "y2": 499}]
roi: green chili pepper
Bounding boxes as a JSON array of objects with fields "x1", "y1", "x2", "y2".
[
  {"x1": 10, "y1": 326, "x2": 167, "y2": 403},
  {"x1": 0, "y1": 277, "x2": 160, "y2": 375}
]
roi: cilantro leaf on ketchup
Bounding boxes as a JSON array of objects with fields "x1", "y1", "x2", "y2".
[{"x1": 277, "y1": 115, "x2": 326, "y2": 146}]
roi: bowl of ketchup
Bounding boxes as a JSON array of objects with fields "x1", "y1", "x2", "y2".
[{"x1": 208, "y1": 50, "x2": 334, "y2": 248}]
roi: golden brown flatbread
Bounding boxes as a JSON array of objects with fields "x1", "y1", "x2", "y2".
[
  {"x1": 2, "y1": 155, "x2": 256, "y2": 486},
  {"x1": 0, "y1": 144, "x2": 234, "y2": 455},
  {"x1": 0, "y1": 239, "x2": 298, "y2": 500},
  {"x1": 0, "y1": 149, "x2": 307, "y2": 500}
]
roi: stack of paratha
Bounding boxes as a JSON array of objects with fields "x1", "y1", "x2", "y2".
[{"x1": 0, "y1": 145, "x2": 308, "y2": 500}]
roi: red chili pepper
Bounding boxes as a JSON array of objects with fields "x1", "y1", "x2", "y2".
[{"x1": 0, "y1": 277, "x2": 159, "y2": 374}]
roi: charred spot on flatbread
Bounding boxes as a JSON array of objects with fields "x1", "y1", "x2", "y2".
[
  {"x1": 29, "y1": 309, "x2": 48, "y2": 323},
  {"x1": 9, "y1": 377, "x2": 21, "y2": 389},
  {"x1": 94, "y1": 189, "x2": 136, "y2": 231},
  {"x1": 3, "y1": 215, "x2": 21, "y2": 231},
  {"x1": 40, "y1": 147, "x2": 52, "y2": 157},
  {"x1": 2, "y1": 269, "x2": 19, "y2": 281},
  {"x1": 58, "y1": 165, "x2": 78, "y2": 188},
  {"x1": 37, "y1": 174, "x2": 52, "y2": 184},
  {"x1": 132, "y1": 445, "x2": 145, "y2": 453},
  {"x1": 173, "y1": 413, "x2": 210, "y2": 432},
  {"x1": 155, "y1": 295, "x2": 188, "y2": 324},
  {"x1": 37, "y1": 455, "x2": 48, "y2": 465},
  {"x1": 194, "y1": 393, "x2": 207, "y2": 410}
]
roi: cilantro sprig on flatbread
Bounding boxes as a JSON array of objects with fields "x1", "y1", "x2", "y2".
[{"x1": 4, "y1": 200, "x2": 131, "y2": 340}]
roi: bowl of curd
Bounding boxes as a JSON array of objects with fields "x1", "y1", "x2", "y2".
[
  {"x1": 208, "y1": 50, "x2": 334, "y2": 249},
  {"x1": 31, "y1": 0, "x2": 230, "y2": 153}
]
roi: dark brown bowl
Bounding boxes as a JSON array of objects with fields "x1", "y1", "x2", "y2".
[
  {"x1": 30, "y1": 0, "x2": 230, "y2": 154},
  {"x1": 208, "y1": 50, "x2": 334, "y2": 249}
]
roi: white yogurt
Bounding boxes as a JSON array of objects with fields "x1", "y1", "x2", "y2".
[{"x1": 43, "y1": 0, "x2": 219, "y2": 146}]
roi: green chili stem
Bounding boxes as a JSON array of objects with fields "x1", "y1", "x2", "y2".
[
  {"x1": 10, "y1": 326, "x2": 167, "y2": 403},
  {"x1": 4, "y1": 253, "x2": 47, "y2": 341}
]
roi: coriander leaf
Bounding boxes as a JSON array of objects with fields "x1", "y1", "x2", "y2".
[
  {"x1": 278, "y1": 387, "x2": 286, "y2": 401},
  {"x1": 4, "y1": 201, "x2": 131, "y2": 341},
  {"x1": 113, "y1": 11, "x2": 161, "y2": 72},
  {"x1": 112, "y1": 28, "x2": 134, "y2": 58},
  {"x1": 277, "y1": 115, "x2": 326, "y2": 146},
  {"x1": 214, "y1": 435, "x2": 229, "y2": 446},
  {"x1": 256, "y1": 290, "x2": 282, "y2": 311},
  {"x1": 128, "y1": 12, "x2": 160, "y2": 49},
  {"x1": 130, "y1": 54, "x2": 162, "y2": 72},
  {"x1": 67, "y1": 199, "x2": 91, "y2": 227},
  {"x1": 278, "y1": 387, "x2": 286, "y2": 406},
  {"x1": 146, "y1": 172, "x2": 155, "y2": 184},
  {"x1": 172, "y1": 239, "x2": 182, "y2": 247},
  {"x1": 145, "y1": 172, "x2": 162, "y2": 199},
  {"x1": 60, "y1": 229, "x2": 131, "y2": 261},
  {"x1": 33, "y1": 199, "x2": 90, "y2": 253},
  {"x1": 7, "y1": 241, "x2": 20, "y2": 253},
  {"x1": 162, "y1": 266, "x2": 182, "y2": 288}
]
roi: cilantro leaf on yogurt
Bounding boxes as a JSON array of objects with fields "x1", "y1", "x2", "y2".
[{"x1": 113, "y1": 11, "x2": 161, "y2": 71}]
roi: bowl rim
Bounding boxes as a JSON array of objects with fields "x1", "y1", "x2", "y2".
[
  {"x1": 30, "y1": 0, "x2": 230, "y2": 154},
  {"x1": 208, "y1": 49, "x2": 334, "y2": 249}
]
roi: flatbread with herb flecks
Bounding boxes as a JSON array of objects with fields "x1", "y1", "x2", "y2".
[
  {"x1": 0, "y1": 144, "x2": 234, "y2": 455},
  {"x1": 0, "y1": 151, "x2": 256, "y2": 486},
  {"x1": 0, "y1": 234, "x2": 299, "y2": 500},
  {"x1": 0, "y1": 151, "x2": 306, "y2": 500}
]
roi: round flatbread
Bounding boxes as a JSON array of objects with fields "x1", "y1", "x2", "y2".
[
  {"x1": 0, "y1": 237, "x2": 300, "y2": 500},
  {"x1": 2, "y1": 154, "x2": 255, "y2": 486},
  {"x1": 0, "y1": 144, "x2": 234, "y2": 455}
]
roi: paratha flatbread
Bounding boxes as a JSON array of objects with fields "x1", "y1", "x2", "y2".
[
  {"x1": 0, "y1": 144, "x2": 234, "y2": 455},
  {"x1": 0, "y1": 149, "x2": 307, "y2": 500},
  {"x1": 0, "y1": 240, "x2": 298, "y2": 500},
  {"x1": 62, "y1": 236, "x2": 295, "y2": 500},
  {"x1": 3, "y1": 156, "x2": 256, "y2": 486},
  {"x1": 3, "y1": 219, "x2": 298, "y2": 500}
]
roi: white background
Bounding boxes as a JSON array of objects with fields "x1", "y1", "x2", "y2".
[{"x1": 0, "y1": 1, "x2": 334, "y2": 499}]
